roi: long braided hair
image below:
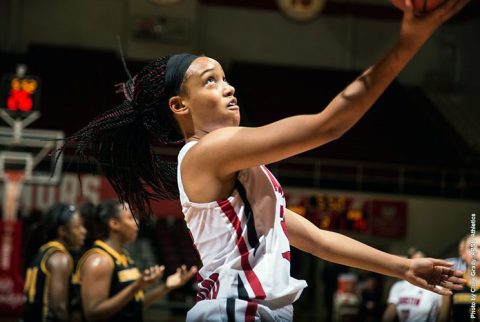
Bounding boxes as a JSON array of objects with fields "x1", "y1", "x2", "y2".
[{"x1": 65, "y1": 56, "x2": 190, "y2": 217}]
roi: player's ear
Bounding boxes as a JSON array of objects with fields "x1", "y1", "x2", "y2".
[{"x1": 169, "y1": 96, "x2": 188, "y2": 115}]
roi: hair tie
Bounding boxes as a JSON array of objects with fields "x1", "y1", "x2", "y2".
[
  {"x1": 56, "y1": 204, "x2": 77, "y2": 227},
  {"x1": 114, "y1": 75, "x2": 138, "y2": 102}
]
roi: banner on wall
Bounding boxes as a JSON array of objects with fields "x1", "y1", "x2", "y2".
[
  {"x1": 0, "y1": 220, "x2": 24, "y2": 316},
  {"x1": 0, "y1": 173, "x2": 183, "y2": 218},
  {"x1": 369, "y1": 200, "x2": 407, "y2": 238}
]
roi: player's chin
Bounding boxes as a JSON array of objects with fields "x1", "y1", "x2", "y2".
[
  {"x1": 131, "y1": 231, "x2": 139, "y2": 241},
  {"x1": 230, "y1": 113, "x2": 241, "y2": 126}
]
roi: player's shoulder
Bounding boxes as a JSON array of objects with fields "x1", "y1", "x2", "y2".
[{"x1": 80, "y1": 249, "x2": 114, "y2": 272}]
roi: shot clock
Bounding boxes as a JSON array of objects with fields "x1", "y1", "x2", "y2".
[{"x1": 0, "y1": 65, "x2": 41, "y2": 116}]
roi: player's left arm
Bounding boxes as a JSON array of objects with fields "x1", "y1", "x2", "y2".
[
  {"x1": 284, "y1": 208, "x2": 465, "y2": 295},
  {"x1": 47, "y1": 252, "x2": 72, "y2": 322}
]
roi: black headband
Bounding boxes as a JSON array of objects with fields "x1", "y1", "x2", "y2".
[
  {"x1": 57, "y1": 204, "x2": 77, "y2": 227},
  {"x1": 165, "y1": 53, "x2": 199, "y2": 97}
]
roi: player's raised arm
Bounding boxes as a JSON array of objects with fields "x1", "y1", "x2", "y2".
[{"x1": 182, "y1": 0, "x2": 468, "y2": 179}]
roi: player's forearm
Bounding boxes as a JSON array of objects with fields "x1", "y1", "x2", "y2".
[
  {"x1": 286, "y1": 209, "x2": 409, "y2": 279},
  {"x1": 318, "y1": 37, "x2": 422, "y2": 139},
  {"x1": 143, "y1": 284, "x2": 171, "y2": 309},
  {"x1": 310, "y1": 229, "x2": 408, "y2": 279},
  {"x1": 84, "y1": 282, "x2": 141, "y2": 321}
]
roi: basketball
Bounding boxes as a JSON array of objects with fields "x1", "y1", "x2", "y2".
[{"x1": 390, "y1": 0, "x2": 447, "y2": 15}]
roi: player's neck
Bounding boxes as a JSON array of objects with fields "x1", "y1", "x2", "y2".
[{"x1": 103, "y1": 238, "x2": 124, "y2": 253}]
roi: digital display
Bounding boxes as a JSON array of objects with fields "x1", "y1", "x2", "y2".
[
  {"x1": 1, "y1": 75, "x2": 41, "y2": 114},
  {"x1": 286, "y1": 192, "x2": 407, "y2": 238}
]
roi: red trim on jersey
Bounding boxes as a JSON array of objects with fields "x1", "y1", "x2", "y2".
[
  {"x1": 245, "y1": 301, "x2": 258, "y2": 322},
  {"x1": 218, "y1": 199, "x2": 242, "y2": 240},
  {"x1": 282, "y1": 251, "x2": 291, "y2": 262},
  {"x1": 218, "y1": 199, "x2": 267, "y2": 299},
  {"x1": 197, "y1": 273, "x2": 220, "y2": 301},
  {"x1": 261, "y1": 165, "x2": 283, "y2": 195}
]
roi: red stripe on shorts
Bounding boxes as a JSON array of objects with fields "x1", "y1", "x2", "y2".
[{"x1": 245, "y1": 301, "x2": 258, "y2": 322}]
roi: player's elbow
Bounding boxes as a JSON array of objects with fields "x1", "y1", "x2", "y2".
[
  {"x1": 319, "y1": 126, "x2": 345, "y2": 144},
  {"x1": 329, "y1": 127, "x2": 346, "y2": 141}
]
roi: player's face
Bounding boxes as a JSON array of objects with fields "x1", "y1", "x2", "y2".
[
  {"x1": 116, "y1": 204, "x2": 138, "y2": 244},
  {"x1": 65, "y1": 212, "x2": 86, "y2": 250},
  {"x1": 179, "y1": 57, "x2": 240, "y2": 132}
]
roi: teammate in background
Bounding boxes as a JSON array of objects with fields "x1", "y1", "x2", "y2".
[
  {"x1": 23, "y1": 203, "x2": 86, "y2": 322},
  {"x1": 438, "y1": 233, "x2": 480, "y2": 322},
  {"x1": 76, "y1": 200, "x2": 197, "y2": 322},
  {"x1": 445, "y1": 236, "x2": 467, "y2": 272},
  {"x1": 66, "y1": 0, "x2": 469, "y2": 320},
  {"x1": 382, "y1": 248, "x2": 442, "y2": 322}
]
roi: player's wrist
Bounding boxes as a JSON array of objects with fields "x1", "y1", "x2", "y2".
[{"x1": 396, "y1": 256, "x2": 413, "y2": 280}]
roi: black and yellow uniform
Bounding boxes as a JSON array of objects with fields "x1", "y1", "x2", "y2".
[
  {"x1": 69, "y1": 249, "x2": 83, "y2": 321},
  {"x1": 23, "y1": 241, "x2": 74, "y2": 322},
  {"x1": 75, "y1": 240, "x2": 144, "y2": 322},
  {"x1": 451, "y1": 273, "x2": 480, "y2": 321}
]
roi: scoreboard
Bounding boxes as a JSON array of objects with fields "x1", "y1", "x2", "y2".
[{"x1": 1, "y1": 74, "x2": 41, "y2": 114}]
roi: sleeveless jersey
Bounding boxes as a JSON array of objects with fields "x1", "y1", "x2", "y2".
[
  {"x1": 178, "y1": 141, "x2": 307, "y2": 312},
  {"x1": 23, "y1": 241, "x2": 74, "y2": 322},
  {"x1": 387, "y1": 280, "x2": 442, "y2": 322},
  {"x1": 69, "y1": 249, "x2": 83, "y2": 321},
  {"x1": 75, "y1": 240, "x2": 144, "y2": 322}
]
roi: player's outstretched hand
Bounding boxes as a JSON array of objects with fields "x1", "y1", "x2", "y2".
[
  {"x1": 138, "y1": 265, "x2": 165, "y2": 290},
  {"x1": 165, "y1": 265, "x2": 198, "y2": 290},
  {"x1": 399, "y1": 0, "x2": 470, "y2": 47},
  {"x1": 404, "y1": 258, "x2": 466, "y2": 295}
]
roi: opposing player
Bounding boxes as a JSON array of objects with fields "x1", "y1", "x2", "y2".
[
  {"x1": 23, "y1": 203, "x2": 86, "y2": 322},
  {"x1": 75, "y1": 200, "x2": 196, "y2": 322}
]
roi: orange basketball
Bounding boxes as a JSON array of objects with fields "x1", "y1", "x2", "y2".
[{"x1": 390, "y1": 0, "x2": 447, "y2": 15}]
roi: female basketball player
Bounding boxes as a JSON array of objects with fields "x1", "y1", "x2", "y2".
[
  {"x1": 23, "y1": 203, "x2": 86, "y2": 322},
  {"x1": 66, "y1": 0, "x2": 469, "y2": 320},
  {"x1": 76, "y1": 200, "x2": 196, "y2": 322}
]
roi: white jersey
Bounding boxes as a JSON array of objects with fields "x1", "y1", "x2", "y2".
[
  {"x1": 178, "y1": 141, "x2": 307, "y2": 314},
  {"x1": 387, "y1": 280, "x2": 442, "y2": 322}
]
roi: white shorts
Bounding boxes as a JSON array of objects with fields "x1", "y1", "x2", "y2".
[{"x1": 186, "y1": 299, "x2": 293, "y2": 322}]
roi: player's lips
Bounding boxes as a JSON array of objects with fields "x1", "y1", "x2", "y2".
[{"x1": 227, "y1": 98, "x2": 239, "y2": 110}]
